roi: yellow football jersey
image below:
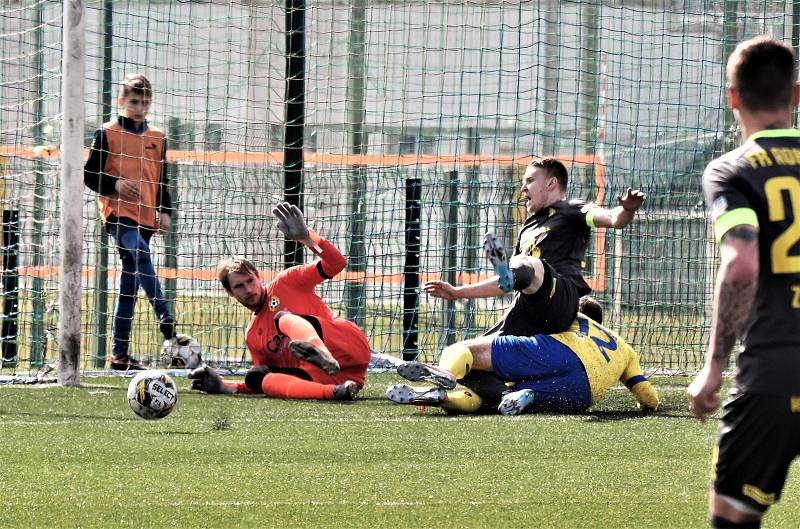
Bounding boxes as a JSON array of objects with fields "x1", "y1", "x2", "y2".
[{"x1": 549, "y1": 314, "x2": 659, "y2": 409}]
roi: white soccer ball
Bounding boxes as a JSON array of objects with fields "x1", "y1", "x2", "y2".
[
  {"x1": 127, "y1": 370, "x2": 178, "y2": 420},
  {"x1": 160, "y1": 334, "x2": 202, "y2": 369}
]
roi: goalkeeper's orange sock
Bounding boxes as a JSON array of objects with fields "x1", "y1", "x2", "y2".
[
  {"x1": 439, "y1": 343, "x2": 473, "y2": 379},
  {"x1": 276, "y1": 312, "x2": 331, "y2": 357},
  {"x1": 261, "y1": 373, "x2": 334, "y2": 400}
]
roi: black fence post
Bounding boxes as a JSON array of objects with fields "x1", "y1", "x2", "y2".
[
  {"x1": 403, "y1": 177, "x2": 421, "y2": 360},
  {"x1": 1, "y1": 209, "x2": 19, "y2": 366},
  {"x1": 284, "y1": 0, "x2": 305, "y2": 267}
]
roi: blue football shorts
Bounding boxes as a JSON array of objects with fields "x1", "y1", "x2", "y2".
[{"x1": 492, "y1": 334, "x2": 591, "y2": 412}]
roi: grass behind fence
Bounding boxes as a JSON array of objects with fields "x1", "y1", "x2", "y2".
[{"x1": 2, "y1": 289, "x2": 707, "y2": 374}]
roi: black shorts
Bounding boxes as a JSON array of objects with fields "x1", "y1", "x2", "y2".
[
  {"x1": 713, "y1": 390, "x2": 800, "y2": 512},
  {"x1": 486, "y1": 260, "x2": 579, "y2": 337}
]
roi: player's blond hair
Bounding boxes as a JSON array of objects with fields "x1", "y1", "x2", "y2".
[
  {"x1": 119, "y1": 73, "x2": 153, "y2": 99},
  {"x1": 217, "y1": 256, "x2": 260, "y2": 291}
]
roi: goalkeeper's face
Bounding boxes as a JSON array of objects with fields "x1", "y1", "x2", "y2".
[{"x1": 226, "y1": 270, "x2": 266, "y2": 311}]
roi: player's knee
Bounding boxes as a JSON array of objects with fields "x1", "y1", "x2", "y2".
[
  {"x1": 244, "y1": 366, "x2": 270, "y2": 393},
  {"x1": 509, "y1": 257, "x2": 535, "y2": 291}
]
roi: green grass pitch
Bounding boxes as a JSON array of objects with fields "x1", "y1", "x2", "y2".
[{"x1": 1, "y1": 374, "x2": 798, "y2": 529}]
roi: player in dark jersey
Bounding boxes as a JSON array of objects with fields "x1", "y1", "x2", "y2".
[
  {"x1": 425, "y1": 157, "x2": 645, "y2": 337},
  {"x1": 421, "y1": 158, "x2": 644, "y2": 408},
  {"x1": 386, "y1": 303, "x2": 660, "y2": 415},
  {"x1": 687, "y1": 35, "x2": 800, "y2": 529},
  {"x1": 188, "y1": 202, "x2": 371, "y2": 402}
]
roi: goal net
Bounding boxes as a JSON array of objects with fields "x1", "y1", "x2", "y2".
[{"x1": 0, "y1": 0, "x2": 791, "y2": 374}]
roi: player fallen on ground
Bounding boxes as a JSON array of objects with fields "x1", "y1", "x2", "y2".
[
  {"x1": 688, "y1": 35, "x2": 800, "y2": 528},
  {"x1": 386, "y1": 296, "x2": 660, "y2": 415},
  {"x1": 189, "y1": 202, "x2": 371, "y2": 401},
  {"x1": 426, "y1": 157, "x2": 645, "y2": 338}
]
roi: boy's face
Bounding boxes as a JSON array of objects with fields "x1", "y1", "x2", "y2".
[{"x1": 118, "y1": 93, "x2": 152, "y2": 124}]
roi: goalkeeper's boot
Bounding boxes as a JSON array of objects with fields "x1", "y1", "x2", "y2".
[
  {"x1": 396, "y1": 361, "x2": 457, "y2": 390},
  {"x1": 483, "y1": 232, "x2": 515, "y2": 293},
  {"x1": 288, "y1": 340, "x2": 341, "y2": 375},
  {"x1": 498, "y1": 389, "x2": 536, "y2": 416},
  {"x1": 333, "y1": 380, "x2": 359, "y2": 401},
  {"x1": 109, "y1": 355, "x2": 145, "y2": 371},
  {"x1": 386, "y1": 384, "x2": 446, "y2": 406}
]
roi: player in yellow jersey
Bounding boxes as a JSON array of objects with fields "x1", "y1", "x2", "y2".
[{"x1": 387, "y1": 296, "x2": 659, "y2": 415}]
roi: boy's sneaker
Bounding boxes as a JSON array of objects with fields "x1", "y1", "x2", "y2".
[
  {"x1": 158, "y1": 315, "x2": 177, "y2": 340},
  {"x1": 109, "y1": 355, "x2": 146, "y2": 371},
  {"x1": 385, "y1": 384, "x2": 446, "y2": 406},
  {"x1": 498, "y1": 389, "x2": 536, "y2": 416},
  {"x1": 288, "y1": 340, "x2": 341, "y2": 375},
  {"x1": 332, "y1": 380, "x2": 359, "y2": 401},
  {"x1": 483, "y1": 231, "x2": 515, "y2": 293},
  {"x1": 396, "y1": 361, "x2": 457, "y2": 390}
]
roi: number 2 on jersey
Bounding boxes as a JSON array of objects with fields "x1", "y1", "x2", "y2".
[
  {"x1": 577, "y1": 316, "x2": 618, "y2": 362},
  {"x1": 765, "y1": 176, "x2": 800, "y2": 274}
]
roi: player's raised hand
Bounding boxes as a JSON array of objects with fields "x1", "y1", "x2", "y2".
[
  {"x1": 617, "y1": 187, "x2": 646, "y2": 212},
  {"x1": 424, "y1": 280, "x2": 459, "y2": 300},
  {"x1": 188, "y1": 366, "x2": 229, "y2": 394},
  {"x1": 687, "y1": 364, "x2": 723, "y2": 423},
  {"x1": 273, "y1": 201, "x2": 310, "y2": 241}
]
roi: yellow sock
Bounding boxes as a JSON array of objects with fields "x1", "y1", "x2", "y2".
[
  {"x1": 439, "y1": 344, "x2": 473, "y2": 379},
  {"x1": 442, "y1": 389, "x2": 483, "y2": 414}
]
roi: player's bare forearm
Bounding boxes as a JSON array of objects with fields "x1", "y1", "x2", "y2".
[
  {"x1": 597, "y1": 187, "x2": 645, "y2": 229},
  {"x1": 609, "y1": 206, "x2": 637, "y2": 229},
  {"x1": 688, "y1": 227, "x2": 756, "y2": 422},
  {"x1": 455, "y1": 277, "x2": 506, "y2": 299},
  {"x1": 709, "y1": 277, "x2": 757, "y2": 363},
  {"x1": 707, "y1": 227, "x2": 758, "y2": 364}
]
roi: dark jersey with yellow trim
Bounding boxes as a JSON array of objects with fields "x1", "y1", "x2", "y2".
[
  {"x1": 703, "y1": 128, "x2": 800, "y2": 394},
  {"x1": 515, "y1": 198, "x2": 593, "y2": 296}
]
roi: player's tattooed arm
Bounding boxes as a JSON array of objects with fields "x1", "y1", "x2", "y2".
[{"x1": 709, "y1": 226, "x2": 759, "y2": 362}]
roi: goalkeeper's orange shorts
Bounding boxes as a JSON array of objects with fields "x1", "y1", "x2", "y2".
[{"x1": 296, "y1": 317, "x2": 371, "y2": 388}]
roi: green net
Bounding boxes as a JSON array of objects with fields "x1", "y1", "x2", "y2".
[{"x1": 0, "y1": 1, "x2": 794, "y2": 374}]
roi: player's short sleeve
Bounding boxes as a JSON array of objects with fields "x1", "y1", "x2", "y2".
[
  {"x1": 569, "y1": 199, "x2": 598, "y2": 227},
  {"x1": 703, "y1": 158, "x2": 759, "y2": 243}
]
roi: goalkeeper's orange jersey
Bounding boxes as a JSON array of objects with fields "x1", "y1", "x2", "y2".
[{"x1": 244, "y1": 237, "x2": 370, "y2": 385}]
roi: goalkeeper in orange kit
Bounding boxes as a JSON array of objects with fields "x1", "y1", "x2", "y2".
[{"x1": 188, "y1": 202, "x2": 371, "y2": 401}]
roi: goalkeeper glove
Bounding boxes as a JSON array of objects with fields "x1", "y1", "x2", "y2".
[{"x1": 188, "y1": 366, "x2": 235, "y2": 394}]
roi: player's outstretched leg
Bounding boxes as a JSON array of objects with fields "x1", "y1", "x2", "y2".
[
  {"x1": 498, "y1": 389, "x2": 536, "y2": 416},
  {"x1": 483, "y1": 231, "x2": 515, "y2": 293},
  {"x1": 288, "y1": 340, "x2": 341, "y2": 375},
  {"x1": 386, "y1": 384, "x2": 447, "y2": 406},
  {"x1": 396, "y1": 361, "x2": 457, "y2": 390}
]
